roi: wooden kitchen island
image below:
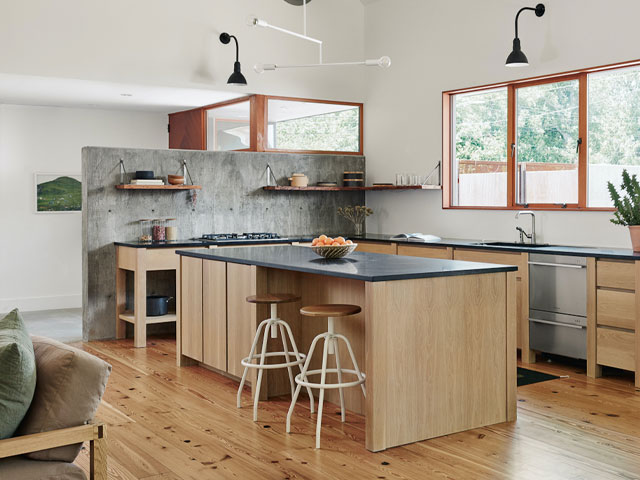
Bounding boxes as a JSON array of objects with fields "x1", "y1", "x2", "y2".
[{"x1": 176, "y1": 246, "x2": 518, "y2": 452}]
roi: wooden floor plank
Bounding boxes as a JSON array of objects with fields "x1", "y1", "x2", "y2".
[{"x1": 71, "y1": 337, "x2": 640, "y2": 480}]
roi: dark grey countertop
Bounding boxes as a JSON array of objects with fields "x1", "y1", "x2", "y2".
[
  {"x1": 115, "y1": 233, "x2": 640, "y2": 260},
  {"x1": 114, "y1": 238, "x2": 293, "y2": 248},
  {"x1": 349, "y1": 233, "x2": 640, "y2": 260},
  {"x1": 175, "y1": 245, "x2": 517, "y2": 282}
]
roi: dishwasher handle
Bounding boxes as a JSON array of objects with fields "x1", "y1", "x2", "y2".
[
  {"x1": 529, "y1": 318, "x2": 585, "y2": 329},
  {"x1": 528, "y1": 261, "x2": 586, "y2": 269}
]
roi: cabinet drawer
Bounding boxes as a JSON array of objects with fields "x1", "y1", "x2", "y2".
[
  {"x1": 355, "y1": 241, "x2": 397, "y2": 255},
  {"x1": 597, "y1": 260, "x2": 635, "y2": 290},
  {"x1": 597, "y1": 327, "x2": 635, "y2": 371},
  {"x1": 453, "y1": 249, "x2": 523, "y2": 277},
  {"x1": 397, "y1": 244, "x2": 452, "y2": 259},
  {"x1": 597, "y1": 289, "x2": 636, "y2": 330}
]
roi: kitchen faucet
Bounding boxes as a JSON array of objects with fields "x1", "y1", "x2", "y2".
[{"x1": 515, "y1": 210, "x2": 536, "y2": 244}]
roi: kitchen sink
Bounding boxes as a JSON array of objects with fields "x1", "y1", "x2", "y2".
[{"x1": 472, "y1": 241, "x2": 552, "y2": 248}]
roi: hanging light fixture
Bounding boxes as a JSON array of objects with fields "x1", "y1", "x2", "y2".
[
  {"x1": 219, "y1": 32, "x2": 247, "y2": 85},
  {"x1": 506, "y1": 3, "x2": 545, "y2": 67},
  {"x1": 248, "y1": 0, "x2": 390, "y2": 74}
]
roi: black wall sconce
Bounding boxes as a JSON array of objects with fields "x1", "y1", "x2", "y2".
[
  {"x1": 506, "y1": 3, "x2": 545, "y2": 67},
  {"x1": 219, "y1": 32, "x2": 247, "y2": 85}
]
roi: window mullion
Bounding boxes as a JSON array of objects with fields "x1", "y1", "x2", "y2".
[
  {"x1": 507, "y1": 85, "x2": 516, "y2": 208},
  {"x1": 578, "y1": 73, "x2": 588, "y2": 208}
]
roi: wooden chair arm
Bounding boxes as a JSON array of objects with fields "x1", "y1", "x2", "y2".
[{"x1": 0, "y1": 423, "x2": 105, "y2": 459}]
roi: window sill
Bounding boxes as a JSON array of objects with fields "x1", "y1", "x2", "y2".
[{"x1": 444, "y1": 206, "x2": 616, "y2": 212}]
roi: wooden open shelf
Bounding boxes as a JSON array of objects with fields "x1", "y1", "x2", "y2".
[
  {"x1": 116, "y1": 185, "x2": 201, "y2": 190},
  {"x1": 119, "y1": 311, "x2": 177, "y2": 325},
  {"x1": 262, "y1": 185, "x2": 442, "y2": 192}
]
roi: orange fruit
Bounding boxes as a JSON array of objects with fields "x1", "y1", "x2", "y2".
[
  {"x1": 336, "y1": 236, "x2": 345, "y2": 244},
  {"x1": 346, "y1": 239, "x2": 353, "y2": 245},
  {"x1": 319, "y1": 234, "x2": 328, "y2": 242},
  {"x1": 325, "y1": 237, "x2": 334, "y2": 244},
  {"x1": 332, "y1": 241, "x2": 341, "y2": 246},
  {"x1": 311, "y1": 238, "x2": 320, "y2": 246}
]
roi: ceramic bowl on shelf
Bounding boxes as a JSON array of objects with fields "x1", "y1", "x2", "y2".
[
  {"x1": 310, "y1": 243, "x2": 358, "y2": 259},
  {"x1": 168, "y1": 175, "x2": 185, "y2": 185}
]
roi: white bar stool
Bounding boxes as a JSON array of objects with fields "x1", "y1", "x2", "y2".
[
  {"x1": 237, "y1": 293, "x2": 315, "y2": 421},
  {"x1": 286, "y1": 304, "x2": 366, "y2": 449}
]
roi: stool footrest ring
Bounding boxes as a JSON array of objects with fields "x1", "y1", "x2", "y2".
[
  {"x1": 241, "y1": 351, "x2": 306, "y2": 370},
  {"x1": 294, "y1": 369, "x2": 366, "y2": 389}
]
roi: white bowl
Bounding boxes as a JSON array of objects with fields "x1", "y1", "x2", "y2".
[{"x1": 310, "y1": 243, "x2": 358, "y2": 259}]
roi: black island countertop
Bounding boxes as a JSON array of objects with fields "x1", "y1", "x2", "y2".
[
  {"x1": 175, "y1": 245, "x2": 517, "y2": 282},
  {"x1": 115, "y1": 233, "x2": 640, "y2": 260}
]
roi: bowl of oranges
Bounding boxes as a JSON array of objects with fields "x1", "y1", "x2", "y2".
[{"x1": 310, "y1": 235, "x2": 357, "y2": 259}]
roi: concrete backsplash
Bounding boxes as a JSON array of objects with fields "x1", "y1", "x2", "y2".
[{"x1": 82, "y1": 147, "x2": 365, "y2": 341}]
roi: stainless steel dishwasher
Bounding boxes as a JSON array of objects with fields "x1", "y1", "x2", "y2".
[{"x1": 529, "y1": 253, "x2": 587, "y2": 359}]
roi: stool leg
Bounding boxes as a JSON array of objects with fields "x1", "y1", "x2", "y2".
[
  {"x1": 333, "y1": 337, "x2": 346, "y2": 422},
  {"x1": 287, "y1": 333, "x2": 322, "y2": 433},
  {"x1": 336, "y1": 334, "x2": 366, "y2": 398},
  {"x1": 253, "y1": 322, "x2": 271, "y2": 422},
  {"x1": 279, "y1": 323, "x2": 296, "y2": 396},
  {"x1": 281, "y1": 321, "x2": 315, "y2": 414},
  {"x1": 315, "y1": 337, "x2": 330, "y2": 449},
  {"x1": 237, "y1": 319, "x2": 269, "y2": 408}
]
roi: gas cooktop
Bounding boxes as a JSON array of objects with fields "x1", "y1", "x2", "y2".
[{"x1": 198, "y1": 233, "x2": 287, "y2": 242}]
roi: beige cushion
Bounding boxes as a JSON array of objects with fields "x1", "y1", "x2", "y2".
[
  {"x1": 16, "y1": 337, "x2": 111, "y2": 462},
  {"x1": 0, "y1": 456, "x2": 86, "y2": 480}
]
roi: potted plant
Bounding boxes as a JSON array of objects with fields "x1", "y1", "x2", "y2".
[{"x1": 608, "y1": 169, "x2": 640, "y2": 251}]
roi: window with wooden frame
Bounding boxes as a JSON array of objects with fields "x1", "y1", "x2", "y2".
[
  {"x1": 169, "y1": 95, "x2": 363, "y2": 155},
  {"x1": 442, "y1": 60, "x2": 640, "y2": 211}
]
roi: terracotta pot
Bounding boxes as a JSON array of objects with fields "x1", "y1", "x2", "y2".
[{"x1": 629, "y1": 226, "x2": 640, "y2": 251}]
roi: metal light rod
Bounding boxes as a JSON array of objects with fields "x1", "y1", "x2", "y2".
[{"x1": 254, "y1": 56, "x2": 391, "y2": 73}]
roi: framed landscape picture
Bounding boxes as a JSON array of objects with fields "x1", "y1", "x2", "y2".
[{"x1": 35, "y1": 173, "x2": 82, "y2": 213}]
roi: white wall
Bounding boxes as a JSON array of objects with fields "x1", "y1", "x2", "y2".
[
  {"x1": 363, "y1": 0, "x2": 640, "y2": 248},
  {"x1": 0, "y1": 105, "x2": 167, "y2": 312},
  {"x1": 0, "y1": 0, "x2": 366, "y2": 103}
]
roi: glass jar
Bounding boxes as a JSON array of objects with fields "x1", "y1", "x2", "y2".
[
  {"x1": 139, "y1": 219, "x2": 152, "y2": 243},
  {"x1": 165, "y1": 218, "x2": 177, "y2": 241},
  {"x1": 152, "y1": 219, "x2": 166, "y2": 242}
]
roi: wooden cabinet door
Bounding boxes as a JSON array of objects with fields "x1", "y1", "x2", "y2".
[
  {"x1": 203, "y1": 260, "x2": 227, "y2": 371},
  {"x1": 226, "y1": 263, "x2": 260, "y2": 378},
  {"x1": 355, "y1": 241, "x2": 397, "y2": 255},
  {"x1": 397, "y1": 244, "x2": 453, "y2": 259},
  {"x1": 181, "y1": 256, "x2": 203, "y2": 362}
]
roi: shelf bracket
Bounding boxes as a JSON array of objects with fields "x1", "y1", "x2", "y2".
[
  {"x1": 423, "y1": 161, "x2": 441, "y2": 186},
  {"x1": 118, "y1": 158, "x2": 127, "y2": 185},
  {"x1": 181, "y1": 160, "x2": 195, "y2": 186}
]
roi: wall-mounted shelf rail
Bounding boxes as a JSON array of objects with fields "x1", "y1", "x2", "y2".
[
  {"x1": 116, "y1": 185, "x2": 202, "y2": 190},
  {"x1": 262, "y1": 185, "x2": 441, "y2": 191}
]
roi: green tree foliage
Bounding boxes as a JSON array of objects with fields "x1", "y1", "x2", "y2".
[
  {"x1": 275, "y1": 108, "x2": 359, "y2": 152},
  {"x1": 454, "y1": 67, "x2": 640, "y2": 167},
  {"x1": 454, "y1": 89, "x2": 507, "y2": 163},
  {"x1": 608, "y1": 169, "x2": 640, "y2": 226},
  {"x1": 517, "y1": 80, "x2": 579, "y2": 165},
  {"x1": 589, "y1": 68, "x2": 640, "y2": 166}
]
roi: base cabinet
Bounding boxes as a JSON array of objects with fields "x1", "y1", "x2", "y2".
[
  {"x1": 590, "y1": 259, "x2": 639, "y2": 386},
  {"x1": 453, "y1": 249, "x2": 530, "y2": 360},
  {"x1": 179, "y1": 257, "x2": 261, "y2": 388}
]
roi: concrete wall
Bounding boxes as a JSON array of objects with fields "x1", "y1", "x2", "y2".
[
  {"x1": 82, "y1": 147, "x2": 365, "y2": 340},
  {"x1": 0, "y1": 105, "x2": 167, "y2": 313},
  {"x1": 362, "y1": 0, "x2": 640, "y2": 249}
]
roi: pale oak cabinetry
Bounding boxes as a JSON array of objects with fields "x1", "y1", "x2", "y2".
[
  {"x1": 452, "y1": 249, "x2": 532, "y2": 361},
  {"x1": 355, "y1": 240, "x2": 397, "y2": 255},
  {"x1": 590, "y1": 259, "x2": 639, "y2": 386}
]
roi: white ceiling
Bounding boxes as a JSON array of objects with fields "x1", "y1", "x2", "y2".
[{"x1": 0, "y1": 73, "x2": 246, "y2": 114}]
